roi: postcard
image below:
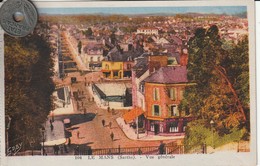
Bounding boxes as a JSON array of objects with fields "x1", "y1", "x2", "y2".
[{"x1": 0, "y1": 0, "x2": 256, "y2": 166}]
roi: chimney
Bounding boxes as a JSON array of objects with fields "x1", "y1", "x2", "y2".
[{"x1": 180, "y1": 48, "x2": 188, "y2": 66}]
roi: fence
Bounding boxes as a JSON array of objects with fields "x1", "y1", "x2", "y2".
[{"x1": 76, "y1": 144, "x2": 184, "y2": 155}]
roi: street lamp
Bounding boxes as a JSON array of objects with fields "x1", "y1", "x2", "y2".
[
  {"x1": 210, "y1": 120, "x2": 214, "y2": 149},
  {"x1": 41, "y1": 127, "x2": 45, "y2": 155},
  {"x1": 5, "y1": 115, "x2": 11, "y2": 156}
]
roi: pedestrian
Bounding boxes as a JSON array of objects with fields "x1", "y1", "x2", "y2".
[
  {"x1": 110, "y1": 132, "x2": 114, "y2": 141},
  {"x1": 51, "y1": 111, "x2": 54, "y2": 122},
  {"x1": 64, "y1": 145, "x2": 68, "y2": 153},
  {"x1": 77, "y1": 131, "x2": 80, "y2": 139},
  {"x1": 68, "y1": 138, "x2": 71, "y2": 147},
  {"x1": 102, "y1": 119, "x2": 105, "y2": 127},
  {"x1": 43, "y1": 148, "x2": 46, "y2": 156},
  {"x1": 109, "y1": 122, "x2": 112, "y2": 129},
  {"x1": 56, "y1": 145, "x2": 60, "y2": 155},
  {"x1": 54, "y1": 144, "x2": 59, "y2": 155},
  {"x1": 87, "y1": 147, "x2": 93, "y2": 155},
  {"x1": 158, "y1": 141, "x2": 165, "y2": 155},
  {"x1": 107, "y1": 107, "x2": 110, "y2": 113},
  {"x1": 138, "y1": 148, "x2": 142, "y2": 155},
  {"x1": 74, "y1": 145, "x2": 80, "y2": 155},
  {"x1": 49, "y1": 119, "x2": 52, "y2": 125},
  {"x1": 50, "y1": 123, "x2": 54, "y2": 131}
]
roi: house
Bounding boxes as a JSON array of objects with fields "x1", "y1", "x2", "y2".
[
  {"x1": 124, "y1": 51, "x2": 193, "y2": 136},
  {"x1": 143, "y1": 66, "x2": 193, "y2": 135},
  {"x1": 137, "y1": 28, "x2": 159, "y2": 35},
  {"x1": 82, "y1": 43, "x2": 103, "y2": 70},
  {"x1": 101, "y1": 46, "x2": 143, "y2": 79}
]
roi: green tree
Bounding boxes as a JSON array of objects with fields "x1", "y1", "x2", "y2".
[
  {"x1": 83, "y1": 27, "x2": 93, "y2": 37},
  {"x1": 179, "y1": 25, "x2": 249, "y2": 150},
  {"x1": 5, "y1": 34, "x2": 55, "y2": 151}
]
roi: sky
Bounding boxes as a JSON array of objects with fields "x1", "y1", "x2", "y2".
[{"x1": 38, "y1": 6, "x2": 247, "y2": 15}]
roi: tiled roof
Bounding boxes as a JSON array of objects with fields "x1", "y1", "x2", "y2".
[
  {"x1": 144, "y1": 66, "x2": 188, "y2": 84},
  {"x1": 107, "y1": 47, "x2": 143, "y2": 62}
]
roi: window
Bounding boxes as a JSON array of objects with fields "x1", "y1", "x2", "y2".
[
  {"x1": 169, "y1": 122, "x2": 178, "y2": 132},
  {"x1": 127, "y1": 64, "x2": 131, "y2": 70},
  {"x1": 160, "y1": 124, "x2": 164, "y2": 133},
  {"x1": 153, "y1": 105, "x2": 160, "y2": 116},
  {"x1": 113, "y1": 71, "x2": 118, "y2": 77},
  {"x1": 170, "y1": 105, "x2": 179, "y2": 116},
  {"x1": 179, "y1": 89, "x2": 183, "y2": 100},
  {"x1": 153, "y1": 88, "x2": 160, "y2": 101},
  {"x1": 151, "y1": 123, "x2": 155, "y2": 131},
  {"x1": 169, "y1": 88, "x2": 176, "y2": 100}
]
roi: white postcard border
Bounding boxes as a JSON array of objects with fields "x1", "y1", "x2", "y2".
[{"x1": 0, "y1": 1, "x2": 256, "y2": 166}]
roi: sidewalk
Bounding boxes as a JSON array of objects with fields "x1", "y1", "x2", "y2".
[
  {"x1": 51, "y1": 86, "x2": 76, "y2": 116},
  {"x1": 116, "y1": 117, "x2": 184, "y2": 141},
  {"x1": 62, "y1": 32, "x2": 88, "y2": 71},
  {"x1": 43, "y1": 120, "x2": 66, "y2": 147}
]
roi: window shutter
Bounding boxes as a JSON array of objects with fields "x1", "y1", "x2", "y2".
[
  {"x1": 153, "y1": 89, "x2": 155, "y2": 100},
  {"x1": 168, "y1": 105, "x2": 171, "y2": 117},
  {"x1": 171, "y1": 88, "x2": 176, "y2": 100},
  {"x1": 157, "y1": 88, "x2": 160, "y2": 100}
]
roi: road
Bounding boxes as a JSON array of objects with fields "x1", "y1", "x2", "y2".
[{"x1": 51, "y1": 76, "x2": 178, "y2": 155}]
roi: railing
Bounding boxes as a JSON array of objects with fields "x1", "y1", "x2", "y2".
[{"x1": 81, "y1": 145, "x2": 184, "y2": 155}]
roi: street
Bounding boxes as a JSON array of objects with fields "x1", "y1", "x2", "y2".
[{"x1": 50, "y1": 78, "x2": 176, "y2": 155}]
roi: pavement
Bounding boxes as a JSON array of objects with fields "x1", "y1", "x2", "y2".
[
  {"x1": 43, "y1": 72, "x2": 180, "y2": 155},
  {"x1": 62, "y1": 32, "x2": 88, "y2": 71},
  {"x1": 51, "y1": 86, "x2": 76, "y2": 116}
]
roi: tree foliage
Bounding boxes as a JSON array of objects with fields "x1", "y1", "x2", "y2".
[
  {"x1": 82, "y1": 27, "x2": 93, "y2": 37},
  {"x1": 179, "y1": 25, "x2": 250, "y2": 148},
  {"x1": 77, "y1": 40, "x2": 82, "y2": 54},
  {"x1": 5, "y1": 34, "x2": 55, "y2": 150}
]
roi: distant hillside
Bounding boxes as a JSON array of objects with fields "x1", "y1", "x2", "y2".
[{"x1": 233, "y1": 12, "x2": 247, "y2": 18}]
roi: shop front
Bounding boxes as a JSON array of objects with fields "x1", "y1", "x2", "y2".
[{"x1": 146, "y1": 117, "x2": 193, "y2": 136}]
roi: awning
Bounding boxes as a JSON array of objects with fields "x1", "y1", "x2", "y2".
[
  {"x1": 147, "y1": 116, "x2": 164, "y2": 121},
  {"x1": 123, "y1": 107, "x2": 144, "y2": 123}
]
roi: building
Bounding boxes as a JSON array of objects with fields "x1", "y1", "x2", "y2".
[
  {"x1": 82, "y1": 43, "x2": 104, "y2": 70},
  {"x1": 101, "y1": 46, "x2": 143, "y2": 79},
  {"x1": 124, "y1": 51, "x2": 193, "y2": 136},
  {"x1": 143, "y1": 66, "x2": 193, "y2": 135},
  {"x1": 137, "y1": 28, "x2": 159, "y2": 35},
  {"x1": 92, "y1": 82, "x2": 132, "y2": 107}
]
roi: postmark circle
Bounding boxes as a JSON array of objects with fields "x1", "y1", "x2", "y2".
[{"x1": 0, "y1": 0, "x2": 38, "y2": 37}]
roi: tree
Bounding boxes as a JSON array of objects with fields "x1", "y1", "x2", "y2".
[
  {"x1": 77, "y1": 40, "x2": 82, "y2": 54},
  {"x1": 5, "y1": 34, "x2": 55, "y2": 151},
  {"x1": 83, "y1": 27, "x2": 93, "y2": 37},
  {"x1": 179, "y1": 25, "x2": 249, "y2": 149}
]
